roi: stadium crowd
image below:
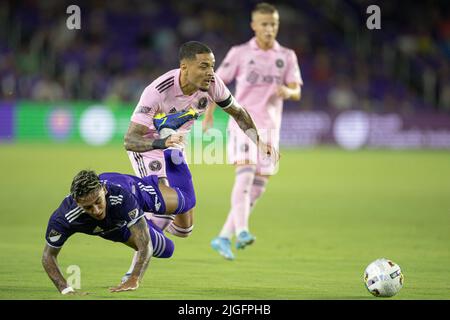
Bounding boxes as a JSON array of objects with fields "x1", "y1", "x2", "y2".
[{"x1": 0, "y1": 0, "x2": 448, "y2": 113}]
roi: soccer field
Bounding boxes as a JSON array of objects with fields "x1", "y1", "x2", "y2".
[{"x1": 0, "y1": 144, "x2": 449, "y2": 300}]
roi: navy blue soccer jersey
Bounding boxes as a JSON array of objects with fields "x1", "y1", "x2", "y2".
[{"x1": 45, "y1": 173, "x2": 166, "y2": 248}]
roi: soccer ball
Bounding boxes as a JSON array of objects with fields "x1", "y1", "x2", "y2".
[{"x1": 363, "y1": 258, "x2": 404, "y2": 297}]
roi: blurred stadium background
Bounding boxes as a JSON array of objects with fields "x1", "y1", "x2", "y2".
[{"x1": 0, "y1": 0, "x2": 449, "y2": 299}]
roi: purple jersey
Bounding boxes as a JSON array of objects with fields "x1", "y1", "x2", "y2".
[{"x1": 45, "y1": 173, "x2": 165, "y2": 248}]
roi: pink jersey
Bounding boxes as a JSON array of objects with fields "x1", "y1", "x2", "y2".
[
  {"x1": 217, "y1": 37, "x2": 303, "y2": 131},
  {"x1": 131, "y1": 68, "x2": 232, "y2": 140}
]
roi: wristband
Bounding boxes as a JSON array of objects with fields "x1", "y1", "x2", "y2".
[
  {"x1": 152, "y1": 137, "x2": 169, "y2": 149},
  {"x1": 61, "y1": 286, "x2": 75, "y2": 295}
]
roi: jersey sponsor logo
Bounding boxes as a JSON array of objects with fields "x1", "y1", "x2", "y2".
[
  {"x1": 128, "y1": 208, "x2": 139, "y2": 220},
  {"x1": 49, "y1": 229, "x2": 62, "y2": 242},
  {"x1": 222, "y1": 62, "x2": 230, "y2": 68},
  {"x1": 109, "y1": 195, "x2": 124, "y2": 206},
  {"x1": 249, "y1": 59, "x2": 255, "y2": 65},
  {"x1": 247, "y1": 71, "x2": 259, "y2": 84},
  {"x1": 197, "y1": 97, "x2": 208, "y2": 110},
  {"x1": 149, "y1": 160, "x2": 162, "y2": 172},
  {"x1": 276, "y1": 59, "x2": 284, "y2": 68},
  {"x1": 138, "y1": 106, "x2": 152, "y2": 114},
  {"x1": 168, "y1": 107, "x2": 177, "y2": 114}
]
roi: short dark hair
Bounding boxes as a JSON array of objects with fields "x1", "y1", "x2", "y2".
[
  {"x1": 179, "y1": 41, "x2": 212, "y2": 61},
  {"x1": 70, "y1": 170, "x2": 101, "y2": 200},
  {"x1": 252, "y1": 2, "x2": 277, "y2": 15}
]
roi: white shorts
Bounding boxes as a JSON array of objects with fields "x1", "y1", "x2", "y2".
[
  {"x1": 227, "y1": 127, "x2": 280, "y2": 176},
  {"x1": 128, "y1": 150, "x2": 167, "y2": 178}
]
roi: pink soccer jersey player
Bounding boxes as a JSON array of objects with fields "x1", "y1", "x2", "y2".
[
  {"x1": 124, "y1": 41, "x2": 275, "y2": 241},
  {"x1": 218, "y1": 37, "x2": 303, "y2": 175},
  {"x1": 128, "y1": 68, "x2": 231, "y2": 178},
  {"x1": 208, "y1": 3, "x2": 303, "y2": 260}
]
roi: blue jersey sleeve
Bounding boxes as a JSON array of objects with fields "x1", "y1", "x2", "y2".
[{"x1": 45, "y1": 213, "x2": 74, "y2": 248}]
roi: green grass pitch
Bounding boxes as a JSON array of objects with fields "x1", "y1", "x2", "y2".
[{"x1": 0, "y1": 144, "x2": 449, "y2": 299}]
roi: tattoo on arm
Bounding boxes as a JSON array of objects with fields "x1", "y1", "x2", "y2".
[
  {"x1": 124, "y1": 122, "x2": 167, "y2": 152},
  {"x1": 42, "y1": 244, "x2": 68, "y2": 292},
  {"x1": 128, "y1": 218, "x2": 152, "y2": 281},
  {"x1": 224, "y1": 102, "x2": 260, "y2": 145}
]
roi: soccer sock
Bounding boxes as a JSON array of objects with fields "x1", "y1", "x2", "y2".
[
  {"x1": 219, "y1": 165, "x2": 256, "y2": 238},
  {"x1": 249, "y1": 176, "x2": 269, "y2": 212},
  {"x1": 163, "y1": 149, "x2": 196, "y2": 214},
  {"x1": 145, "y1": 212, "x2": 174, "y2": 230}
]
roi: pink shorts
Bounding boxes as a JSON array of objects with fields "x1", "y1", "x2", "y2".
[
  {"x1": 227, "y1": 127, "x2": 280, "y2": 176},
  {"x1": 128, "y1": 150, "x2": 167, "y2": 178}
]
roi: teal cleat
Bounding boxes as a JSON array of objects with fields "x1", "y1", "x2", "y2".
[
  {"x1": 235, "y1": 231, "x2": 256, "y2": 250},
  {"x1": 211, "y1": 237, "x2": 235, "y2": 260},
  {"x1": 153, "y1": 108, "x2": 198, "y2": 132}
]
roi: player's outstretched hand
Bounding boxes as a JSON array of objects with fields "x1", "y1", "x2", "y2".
[
  {"x1": 275, "y1": 85, "x2": 291, "y2": 99},
  {"x1": 258, "y1": 142, "x2": 280, "y2": 163},
  {"x1": 110, "y1": 277, "x2": 140, "y2": 293},
  {"x1": 165, "y1": 132, "x2": 186, "y2": 149}
]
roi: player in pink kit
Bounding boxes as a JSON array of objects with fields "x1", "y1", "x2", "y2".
[
  {"x1": 124, "y1": 41, "x2": 277, "y2": 241},
  {"x1": 204, "y1": 3, "x2": 303, "y2": 260}
]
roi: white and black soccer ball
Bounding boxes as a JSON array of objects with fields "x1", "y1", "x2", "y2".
[{"x1": 363, "y1": 258, "x2": 404, "y2": 297}]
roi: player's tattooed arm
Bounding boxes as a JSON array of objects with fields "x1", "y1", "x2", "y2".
[
  {"x1": 223, "y1": 101, "x2": 261, "y2": 145},
  {"x1": 42, "y1": 244, "x2": 68, "y2": 293},
  {"x1": 124, "y1": 121, "x2": 167, "y2": 152},
  {"x1": 124, "y1": 121, "x2": 185, "y2": 152},
  {"x1": 111, "y1": 217, "x2": 151, "y2": 292}
]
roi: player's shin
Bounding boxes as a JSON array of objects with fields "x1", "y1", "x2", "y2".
[{"x1": 249, "y1": 176, "x2": 269, "y2": 212}]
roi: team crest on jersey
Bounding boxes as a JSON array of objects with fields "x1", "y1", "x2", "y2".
[
  {"x1": 49, "y1": 229, "x2": 62, "y2": 242},
  {"x1": 128, "y1": 208, "x2": 139, "y2": 220},
  {"x1": 138, "y1": 106, "x2": 152, "y2": 114},
  {"x1": 276, "y1": 59, "x2": 284, "y2": 68},
  {"x1": 149, "y1": 160, "x2": 162, "y2": 172},
  {"x1": 197, "y1": 97, "x2": 208, "y2": 110},
  {"x1": 222, "y1": 62, "x2": 230, "y2": 68}
]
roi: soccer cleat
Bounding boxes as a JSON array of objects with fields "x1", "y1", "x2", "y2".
[
  {"x1": 153, "y1": 108, "x2": 198, "y2": 132},
  {"x1": 211, "y1": 237, "x2": 235, "y2": 260},
  {"x1": 235, "y1": 231, "x2": 256, "y2": 250}
]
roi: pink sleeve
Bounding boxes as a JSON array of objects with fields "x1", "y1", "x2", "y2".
[
  {"x1": 285, "y1": 50, "x2": 303, "y2": 86},
  {"x1": 210, "y1": 74, "x2": 232, "y2": 107},
  {"x1": 216, "y1": 47, "x2": 240, "y2": 84},
  {"x1": 130, "y1": 86, "x2": 161, "y2": 128}
]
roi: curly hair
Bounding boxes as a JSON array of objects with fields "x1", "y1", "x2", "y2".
[{"x1": 70, "y1": 170, "x2": 101, "y2": 200}]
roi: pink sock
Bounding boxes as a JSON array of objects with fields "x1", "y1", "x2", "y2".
[
  {"x1": 250, "y1": 176, "x2": 268, "y2": 212},
  {"x1": 219, "y1": 166, "x2": 255, "y2": 238}
]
